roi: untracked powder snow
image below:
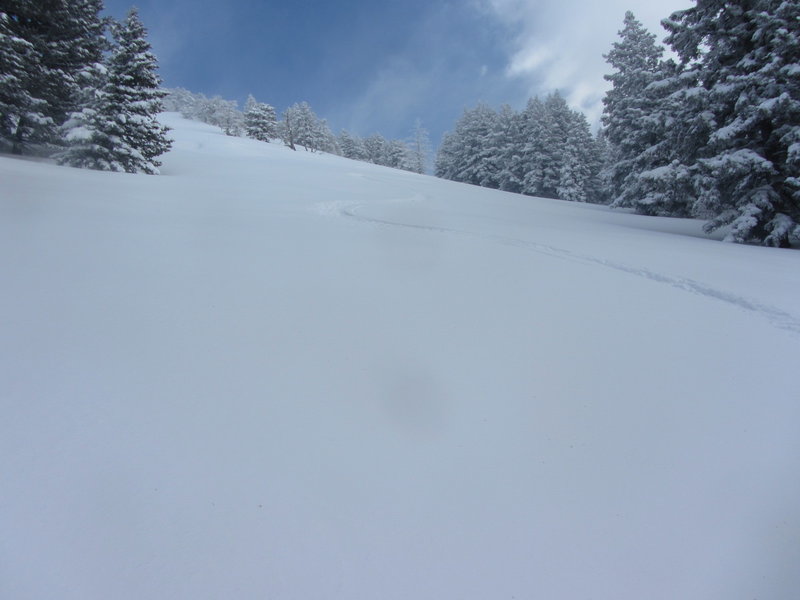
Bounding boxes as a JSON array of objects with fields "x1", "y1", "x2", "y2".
[{"x1": 2, "y1": 114, "x2": 799, "y2": 600}]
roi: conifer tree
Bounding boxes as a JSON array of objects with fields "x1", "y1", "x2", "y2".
[
  {"x1": 494, "y1": 105, "x2": 525, "y2": 193},
  {"x1": 435, "y1": 95, "x2": 601, "y2": 200},
  {"x1": 280, "y1": 102, "x2": 338, "y2": 153},
  {"x1": 162, "y1": 87, "x2": 199, "y2": 115},
  {"x1": 557, "y1": 111, "x2": 596, "y2": 202},
  {"x1": 244, "y1": 94, "x2": 278, "y2": 142},
  {"x1": 59, "y1": 7, "x2": 171, "y2": 173},
  {"x1": 520, "y1": 97, "x2": 548, "y2": 196},
  {"x1": 601, "y1": 12, "x2": 664, "y2": 204},
  {"x1": 338, "y1": 130, "x2": 367, "y2": 161},
  {"x1": 316, "y1": 118, "x2": 339, "y2": 154},
  {"x1": 435, "y1": 104, "x2": 499, "y2": 187},
  {"x1": 196, "y1": 96, "x2": 242, "y2": 135},
  {"x1": 618, "y1": 57, "x2": 700, "y2": 217},
  {"x1": 408, "y1": 119, "x2": 431, "y2": 174},
  {"x1": 664, "y1": 0, "x2": 800, "y2": 246},
  {"x1": 0, "y1": 0, "x2": 105, "y2": 153},
  {"x1": 362, "y1": 133, "x2": 388, "y2": 164},
  {"x1": 539, "y1": 92, "x2": 574, "y2": 198},
  {"x1": 0, "y1": 7, "x2": 46, "y2": 152},
  {"x1": 283, "y1": 102, "x2": 314, "y2": 151}
]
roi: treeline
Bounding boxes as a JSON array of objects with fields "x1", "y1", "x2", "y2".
[
  {"x1": 0, "y1": 1, "x2": 171, "y2": 174},
  {"x1": 435, "y1": 1, "x2": 799, "y2": 247},
  {"x1": 164, "y1": 88, "x2": 431, "y2": 175},
  {"x1": 435, "y1": 94, "x2": 606, "y2": 203}
]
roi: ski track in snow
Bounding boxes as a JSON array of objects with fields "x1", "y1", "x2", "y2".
[{"x1": 334, "y1": 196, "x2": 800, "y2": 337}]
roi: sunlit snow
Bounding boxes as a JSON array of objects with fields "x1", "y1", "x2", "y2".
[{"x1": 2, "y1": 114, "x2": 799, "y2": 599}]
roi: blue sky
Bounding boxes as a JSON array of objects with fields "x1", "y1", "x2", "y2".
[{"x1": 103, "y1": 0, "x2": 689, "y2": 146}]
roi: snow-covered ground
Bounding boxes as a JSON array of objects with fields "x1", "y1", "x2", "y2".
[{"x1": 2, "y1": 114, "x2": 799, "y2": 600}]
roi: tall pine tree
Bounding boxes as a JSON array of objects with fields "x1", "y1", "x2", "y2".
[
  {"x1": 665, "y1": 0, "x2": 800, "y2": 246},
  {"x1": 601, "y1": 12, "x2": 665, "y2": 205},
  {"x1": 0, "y1": 0, "x2": 105, "y2": 153},
  {"x1": 59, "y1": 7, "x2": 171, "y2": 173},
  {"x1": 244, "y1": 94, "x2": 278, "y2": 142}
]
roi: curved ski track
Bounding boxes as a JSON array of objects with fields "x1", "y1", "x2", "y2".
[{"x1": 334, "y1": 195, "x2": 800, "y2": 337}]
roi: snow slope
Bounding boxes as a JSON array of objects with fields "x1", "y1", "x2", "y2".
[{"x1": 2, "y1": 114, "x2": 799, "y2": 600}]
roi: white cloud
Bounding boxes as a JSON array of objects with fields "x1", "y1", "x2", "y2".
[{"x1": 480, "y1": 0, "x2": 691, "y2": 125}]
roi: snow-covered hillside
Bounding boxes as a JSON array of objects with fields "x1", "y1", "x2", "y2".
[{"x1": 2, "y1": 114, "x2": 799, "y2": 600}]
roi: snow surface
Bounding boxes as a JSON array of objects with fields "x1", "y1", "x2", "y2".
[{"x1": 2, "y1": 113, "x2": 799, "y2": 600}]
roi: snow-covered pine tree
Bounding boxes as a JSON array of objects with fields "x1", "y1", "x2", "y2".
[
  {"x1": 520, "y1": 96, "x2": 549, "y2": 196},
  {"x1": 494, "y1": 105, "x2": 525, "y2": 193},
  {"x1": 617, "y1": 57, "x2": 701, "y2": 217},
  {"x1": 665, "y1": 0, "x2": 800, "y2": 246},
  {"x1": 408, "y1": 119, "x2": 431, "y2": 174},
  {"x1": 557, "y1": 111, "x2": 596, "y2": 202},
  {"x1": 59, "y1": 7, "x2": 171, "y2": 174},
  {"x1": 434, "y1": 130, "x2": 459, "y2": 180},
  {"x1": 434, "y1": 103, "x2": 499, "y2": 187},
  {"x1": 193, "y1": 95, "x2": 243, "y2": 135},
  {"x1": 55, "y1": 62, "x2": 122, "y2": 170},
  {"x1": 363, "y1": 133, "x2": 388, "y2": 165},
  {"x1": 593, "y1": 128, "x2": 614, "y2": 204},
  {"x1": 338, "y1": 130, "x2": 367, "y2": 161},
  {"x1": 315, "y1": 118, "x2": 339, "y2": 154},
  {"x1": 434, "y1": 96, "x2": 598, "y2": 199},
  {"x1": 280, "y1": 102, "x2": 338, "y2": 153},
  {"x1": 280, "y1": 104, "x2": 298, "y2": 150},
  {"x1": 107, "y1": 8, "x2": 171, "y2": 170},
  {"x1": 383, "y1": 139, "x2": 414, "y2": 170},
  {"x1": 244, "y1": 94, "x2": 256, "y2": 118},
  {"x1": 601, "y1": 12, "x2": 665, "y2": 204},
  {"x1": 294, "y1": 101, "x2": 318, "y2": 151},
  {"x1": 538, "y1": 92, "x2": 575, "y2": 199},
  {"x1": 1, "y1": 0, "x2": 106, "y2": 153},
  {"x1": 162, "y1": 87, "x2": 200, "y2": 115},
  {"x1": 0, "y1": 6, "x2": 47, "y2": 153},
  {"x1": 282, "y1": 102, "x2": 314, "y2": 151},
  {"x1": 244, "y1": 94, "x2": 278, "y2": 142}
]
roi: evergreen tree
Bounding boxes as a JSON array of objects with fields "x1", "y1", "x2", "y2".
[
  {"x1": 283, "y1": 102, "x2": 314, "y2": 151},
  {"x1": 434, "y1": 130, "x2": 458, "y2": 179},
  {"x1": 408, "y1": 119, "x2": 431, "y2": 174},
  {"x1": 539, "y1": 92, "x2": 574, "y2": 198},
  {"x1": 617, "y1": 58, "x2": 700, "y2": 217},
  {"x1": 593, "y1": 128, "x2": 614, "y2": 204},
  {"x1": 435, "y1": 95, "x2": 600, "y2": 200},
  {"x1": 601, "y1": 12, "x2": 665, "y2": 203},
  {"x1": 281, "y1": 102, "x2": 338, "y2": 153},
  {"x1": 384, "y1": 139, "x2": 414, "y2": 170},
  {"x1": 244, "y1": 94, "x2": 278, "y2": 141},
  {"x1": 205, "y1": 97, "x2": 243, "y2": 136},
  {"x1": 363, "y1": 133, "x2": 388, "y2": 164},
  {"x1": 162, "y1": 87, "x2": 200, "y2": 115},
  {"x1": 0, "y1": 0, "x2": 106, "y2": 153},
  {"x1": 557, "y1": 111, "x2": 596, "y2": 202},
  {"x1": 435, "y1": 103, "x2": 499, "y2": 187},
  {"x1": 315, "y1": 118, "x2": 339, "y2": 154},
  {"x1": 0, "y1": 6, "x2": 46, "y2": 152},
  {"x1": 519, "y1": 96, "x2": 549, "y2": 196},
  {"x1": 494, "y1": 104, "x2": 525, "y2": 193},
  {"x1": 664, "y1": 0, "x2": 800, "y2": 246},
  {"x1": 59, "y1": 7, "x2": 171, "y2": 174},
  {"x1": 293, "y1": 101, "x2": 318, "y2": 150},
  {"x1": 338, "y1": 130, "x2": 367, "y2": 160}
]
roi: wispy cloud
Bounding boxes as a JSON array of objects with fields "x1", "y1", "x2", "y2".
[
  {"x1": 478, "y1": 0, "x2": 691, "y2": 125},
  {"x1": 327, "y1": 2, "x2": 527, "y2": 143}
]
